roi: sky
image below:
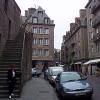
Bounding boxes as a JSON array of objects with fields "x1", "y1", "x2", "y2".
[{"x1": 15, "y1": 0, "x2": 88, "y2": 50}]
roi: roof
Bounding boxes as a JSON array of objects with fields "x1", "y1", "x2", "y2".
[
  {"x1": 83, "y1": 59, "x2": 100, "y2": 65},
  {"x1": 85, "y1": 0, "x2": 92, "y2": 8}
]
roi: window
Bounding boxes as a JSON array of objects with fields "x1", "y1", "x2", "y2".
[
  {"x1": 91, "y1": 32, "x2": 94, "y2": 39},
  {"x1": 96, "y1": 28, "x2": 99, "y2": 34},
  {"x1": 44, "y1": 18, "x2": 49, "y2": 24},
  {"x1": 38, "y1": 11, "x2": 43, "y2": 15},
  {"x1": 43, "y1": 49, "x2": 49, "y2": 56},
  {"x1": 43, "y1": 39, "x2": 49, "y2": 45},
  {"x1": 32, "y1": 17, "x2": 38, "y2": 23},
  {"x1": 39, "y1": 38, "x2": 43, "y2": 45},
  {"x1": 32, "y1": 49, "x2": 49, "y2": 56},
  {"x1": 90, "y1": 19, "x2": 92, "y2": 27},
  {"x1": 45, "y1": 28, "x2": 49, "y2": 34},
  {"x1": 96, "y1": 43, "x2": 100, "y2": 52},
  {"x1": 32, "y1": 27, "x2": 38, "y2": 33},
  {"x1": 39, "y1": 28, "x2": 43, "y2": 34},
  {"x1": 32, "y1": 39, "x2": 38, "y2": 45}
]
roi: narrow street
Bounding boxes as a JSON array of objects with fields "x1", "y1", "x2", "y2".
[
  {"x1": 16, "y1": 75, "x2": 100, "y2": 100},
  {"x1": 0, "y1": 75, "x2": 100, "y2": 100}
]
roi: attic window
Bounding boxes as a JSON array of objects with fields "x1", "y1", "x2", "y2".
[
  {"x1": 44, "y1": 18, "x2": 49, "y2": 24},
  {"x1": 38, "y1": 11, "x2": 43, "y2": 15},
  {"x1": 32, "y1": 17, "x2": 38, "y2": 23}
]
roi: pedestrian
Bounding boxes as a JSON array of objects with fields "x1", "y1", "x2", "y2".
[{"x1": 7, "y1": 64, "x2": 16, "y2": 99}]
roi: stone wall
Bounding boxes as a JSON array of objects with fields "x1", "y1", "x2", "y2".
[{"x1": 0, "y1": 0, "x2": 21, "y2": 56}]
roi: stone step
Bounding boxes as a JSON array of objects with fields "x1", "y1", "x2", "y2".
[
  {"x1": 0, "y1": 64, "x2": 20, "y2": 67},
  {"x1": 0, "y1": 94, "x2": 20, "y2": 98},
  {"x1": 0, "y1": 64, "x2": 21, "y2": 67},
  {"x1": 0, "y1": 80, "x2": 20, "y2": 85}
]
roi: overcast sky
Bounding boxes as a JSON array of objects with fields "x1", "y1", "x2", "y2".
[{"x1": 15, "y1": 0, "x2": 88, "y2": 49}]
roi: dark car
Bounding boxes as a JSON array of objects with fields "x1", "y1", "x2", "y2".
[
  {"x1": 55, "y1": 71, "x2": 93, "y2": 99},
  {"x1": 32, "y1": 68, "x2": 41, "y2": 77}
]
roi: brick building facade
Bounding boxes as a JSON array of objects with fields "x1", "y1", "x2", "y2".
[{"x1": 22, "y1": 7, "x2": 55, "y2": 70}]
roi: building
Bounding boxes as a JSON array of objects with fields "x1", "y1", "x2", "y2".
[
  {"x1": 83, "y1": 0, "x2": 100, "y2": 75},
  {"x1": 22, "y1": 7, "x2": 55, "y2": 69},
  {"x1": 54, "y1": 49, "x2": 61, "y2": 65},
  {"x1": 61, "y1": 35, "x2": 67, "y2": 65},
  {"x1": 0, "y1": 0, "x2": 32, "y2": 97},
  {"x1": 0, "y1": 0, "x2": 21, "y2": 56},
  {"x1": 61, "y1": 9, "x2": 88, "y2": 71}
]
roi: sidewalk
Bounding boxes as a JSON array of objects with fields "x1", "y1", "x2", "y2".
[
  {"x1": 87, "y1": 75, "x2": 100, "y2": 100},
  {"x1": 0, "y1": 77, "x2": 58, "y2": 100}
]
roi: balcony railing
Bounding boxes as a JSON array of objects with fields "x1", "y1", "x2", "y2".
[
  {"x1": 92, "y1": 15, "x2": 100, "y2": 28},
  {"x1": 91, "y1": 1, "x2": 100, "y2": 14},
  {"x1": 93, "y1": 32, "x2": 100, "y2": 42}
]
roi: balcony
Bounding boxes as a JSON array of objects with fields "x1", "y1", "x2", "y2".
[
  {"x1": 91, "y1": 1, "x2": 100, "y2": 14},
  {"x1": 93, "y1": 32, "x2": 100, "y2": 42},
  {"x1": 92, "y1": 15, "x2": 100, "y2": 28}
]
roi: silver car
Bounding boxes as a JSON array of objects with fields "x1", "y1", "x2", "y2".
[
  {"x1": 55, "y1": 71, "x2": 93, "y2": 99},
  {"x1": 47, "y1": 66, "x2": 64, "y2": 85}
]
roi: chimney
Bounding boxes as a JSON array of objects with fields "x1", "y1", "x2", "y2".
[
  {"x1": 28, "y1": 8, "x2": 36, "y2": 16},
  {"x1": 25, "y1": 10, "x2": 28, "y2": 17}
]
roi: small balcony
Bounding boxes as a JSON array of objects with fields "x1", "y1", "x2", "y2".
[
  {"x1": 91, "y1": 1, "x2": 100, "y2": 14},
  {"x1": 93, "y1": 32, "x2": 100, "y2": 42},
  {"x1": 92, "y1": 15, "x2": 100, "y2": 28}
]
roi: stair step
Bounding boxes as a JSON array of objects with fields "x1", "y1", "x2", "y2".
[
  {"x1": 0, "y1": 80, "x2": 20, "y2": 85},
  {"x1": 0, "y1": 94, "x2": 20, "y2": 98},
  {"x1": 0, "y1": 59, "x2": 21, "y2": 62}
]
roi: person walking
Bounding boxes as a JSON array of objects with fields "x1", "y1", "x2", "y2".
[{"x1": 7, "y1": 64, "x2": 16, "y2": 99}]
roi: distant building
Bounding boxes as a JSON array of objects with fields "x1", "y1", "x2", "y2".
[
  {"x1": 61, "y1": 9, "x2": 88, "y2": 71},
  {"x1": 61, "y1": 35, "x2": 67, "y2": 65},
  {"x1": 54, "y1": 49, "x2": 61, "y2": 65},
  {"x1": 22, "y1": 7, "x2": 55, "y2": 69}
]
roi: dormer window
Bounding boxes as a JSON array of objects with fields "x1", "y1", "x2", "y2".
[
  {"x1": 38, "y1": 11, "x2": 43, "y2": 15},
  {"x1": 44, "y1": 18, "x2": 49, "y2": 24},
  {"x1": 32, "y1": 17, "x2": 38, "y2": 23}
]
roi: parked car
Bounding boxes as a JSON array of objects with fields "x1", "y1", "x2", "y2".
[
  {"x1": 47, "y1": 66, "x2": 64, "y2": 85},
  {"x1": 32, "y1": 68, "x2": 41, "y2": 77},
  {"x1": 55, "y1": 71, "x2": 93, "y2": 99}
]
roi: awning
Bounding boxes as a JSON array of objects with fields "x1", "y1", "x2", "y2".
[{"x1": 83, "y1": 59, "x2": 100, "y2": 65}]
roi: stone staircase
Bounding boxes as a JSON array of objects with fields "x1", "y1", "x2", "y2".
[
  {"x1": 0, "y1": 16, "x2": 31, "y2": 98},
  {"x1": 0, "y1": 40, "x2": 23, "y2": 98}
]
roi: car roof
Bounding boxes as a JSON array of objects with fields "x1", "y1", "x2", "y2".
[
  {"x1": 48, "y1": 66, "x2": 63, "y2": 69},
  {"x1": 61, "y1": 71, "x2": 79, "y2": 75}
]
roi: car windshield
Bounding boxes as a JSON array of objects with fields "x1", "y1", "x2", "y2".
[
  {"x1": 60, "y1": 72, "x2": 84, "y2": 83},
  {"x1": 51, "y1": 70, "x2": 63, "y2": 76}
]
